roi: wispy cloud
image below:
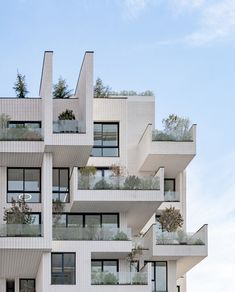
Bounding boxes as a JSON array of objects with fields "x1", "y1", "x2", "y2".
[{"x1": 121, "y1": 0, "x2": 235, "y2": 45}]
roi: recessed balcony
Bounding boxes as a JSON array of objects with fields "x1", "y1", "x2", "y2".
[
  {"x1": 53, "y1": 226, "x2": 131, "y2": 241},
  {"x1": 138, "y1": 124, "x2": 196, "y2": 176},
  {"x1": 0, "y1": 127, "x2": 43, "y2": 141},
  {"x1": 0, "y1": 224, "x2": 41, "y2": 237},
  {"x1": 53, "y1": 120, "x2": 84, "y2": 134}
]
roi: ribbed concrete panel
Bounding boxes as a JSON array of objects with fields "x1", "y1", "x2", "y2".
[
  {"x1": 0, "y1": 250, "x2": 43, "y2": 278},
  {"x1": 0, "y1": 99, "x2": 42, "y2": 120}
]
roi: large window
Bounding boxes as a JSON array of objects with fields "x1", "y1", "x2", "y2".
[
  {"x1": 51, "y1": 253, "x2": 76, "y2": 285},
  {"x1": 91, "y1": 260, "x2": 118, "y2": 273},
  {"x1": 53, "y1": 168, "x2": 69, "y2": 203},
  {"x1": 19, "y1": 279, "x2": 35, "y2": 292},
  {"x1": 8, "y1": 121, "x2": 41, "y2": 129},
  {"x1": 7, "y1": 168, "x2": 41, "y2": 203},
  {"x1": 53, "y1": 213, "x2": 119, "y2": 228},
  {"x1": 145, "y1": 261, "x2": 167, "y2": 292},
  {"x1": 91, "y1": 123, "x2": 119, "y2": 157}
]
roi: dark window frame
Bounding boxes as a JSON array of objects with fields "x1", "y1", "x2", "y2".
[
  {"x1": 91, "y1": 259, "x2": 119, "y2": 272},
  {"x1": 8, "y1": 121, "x2": 42, "y2": 128},
  {"x1": 144, "y1": 261, "x2": 168, "y2": 292},
  {"x1": 7, "y1": 167, "x2": 41, "y2": 203},
  {"x1": 53, "y1": 168, "x2": 70, "y2": 203},
  {"x1": 53, "y1": 212, "x2": 120, "y2": 228},
  {"x1": 51, "y1": 252, "x2": 76, "y2": 285},
  {"x1": 19, "y1": 279, "x2": 35, "y2": 290},
  {"x1": 92, "y1": 122, "x2": 119, "y2": 157}
]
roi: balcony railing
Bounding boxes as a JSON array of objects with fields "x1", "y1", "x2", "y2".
[
  {"x1": 78, "y1": 175, "x2": 160, "y2": 190},
  {"x1": 91, "y1": 271, "x2": 148, "y2": 285},
  {"x1": 53, "y1": 120, "x2": 84, "y2": 133},
  {"x1": 53, "y1": 226, "x2": 131, "y2": 241},
  {"x1": 152, "y1": 126, "x2": 193, "y2": 142},
  {"x1": 164, "y1": 191, "x2": 180, "y2": 202},
  {"x1": 0, "y1": 128, "x2": 43, "y2": 141},
  {"x1": 156, "y1": 226, "x2": 206, "y2": 245},
  {"x1": 0, "y1": 224, "x2": 41, "y2": 237}
]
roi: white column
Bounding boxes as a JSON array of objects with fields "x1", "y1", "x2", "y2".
[{"x1": 168, "y1": 260, "x2": 177, "y2": 292}]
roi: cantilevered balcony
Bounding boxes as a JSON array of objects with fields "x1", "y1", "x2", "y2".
[
  {"x1": 72, "y1": 168, "x2": 164, "y2": 233},
  {"x1": 138, "y1": 124, "x2": 196, "y2": 176},
  {"x1": 53, "y1": 226, "x2": 131, "y2": 241},
  {"x1": 142, "y1": 224, "x2": 208, "y2": 278},
  {"x1": 0, "y1": 224, "x2": 41, "y2": 237}
]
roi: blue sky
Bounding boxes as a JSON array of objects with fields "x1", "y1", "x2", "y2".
[{"x1": 1, "y1": 0, "x2": 235, "y2": 291}]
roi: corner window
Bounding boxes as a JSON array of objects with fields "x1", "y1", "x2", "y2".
[
  {"x1": 91, "y1": 123, "x2": 119, "y2": 157},
  {"x1": 53, "y1": 168, "x2": 69, "y2": 203},
  {"x1": 51, "y1": 253, "x2": 76, "y2": 285},
  {"x1": 7, "y1": 168, "x2": 41, "y2": 203}
]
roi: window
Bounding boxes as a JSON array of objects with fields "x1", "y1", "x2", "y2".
[
  {"x1": 7, "y1": 212, "x2": 41, "y2": 225},
  {"x1": 19, "y1": 279, "x2": 35, "y2": 292},
  {"x1": 145, "y1": 261, "x2": 167, "y2": 292},
  {"x1": 53, "y1": 168, "x2": 69, "y2": 202},
  {"x1": 91, "y1": 123, "x2": 119, "y2": 157},
  {"x1": 6, "y1": 280, "x2": 15, "y2": 292},
  {"x1": 177, "y1": 286, "x2": 180, "y2": 292},
  {"x1": 164, "y1": 179, "x2": 175, "y2": 192},
  {"x1": 7, "y1": 168, "x2": 41, "y2": 203},
  {"x1": 51, "y1": 253, "x2": 76, "y2": 285},
  {"x1": 91, "y1": 260, "x2": 118, "y2": 273},
  {"x1": 53, "y1": 213, "x2": 119, "y2": 228}
]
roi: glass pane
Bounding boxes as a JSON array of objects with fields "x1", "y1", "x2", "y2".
[
  {"x1": 130, "y1": 261, "x2": 139, "y2": 272},
  {"x1": 64, "y1": 254, "x2": 75, "y2": 285},
  {"x1": 103, "y1": 261, "x2": 118, "y2": 273},
  {"x1": 102, "y1": 214, "x2": 118, "y2": 228},
  {"x1": 91, "y1": 147, "x2": 102, "y2": 157},
  {"x1": 103, "y1": 169, "x2": 112, "y2": 177},
  {"x1": 53, "y1": 169, "x2": 59, "y2": 192},
  {"x1": 7, "y1": 192, "x2": 40, "y2": 203},
  {"x1": 102, "y1": 148, "x2": 118, "y2": 157},
  {"x1": 25, "y1": 169, "x2": 40, "y2": 191},
  {"x1": 58, "y1": 193, "x2": 69, "y2": 203},
  {"x1": 164, "y1": 179, "x2": 175, "y2": 192},
  {"x1": 85, "y1": 215, "x2": 101, "y2": 227},
  {"x1": 91, "y1": 261, "x2": 102, "y2": 272},
  {"x1": 155, "y1": 262, "x2": 167, "y2": 291},
  {"x1": 52, "y1": 254, "x2": 63, "y2": 273},
  {"x1": 59, "y1": 169, "x2": 69, "y2": 192},
  {"x1": 94, "y1": 124, "x2": 102, "y2": 146},
  {"x1": 53, "y1": 214, "x2": 66, "y2": 226},
  {"x1": 30, "y1": 214, "x2": 40, "y2": 225},
  {"x1": 8, "y1": 169, "x2": 23, "y2": 191},
  {"x1": 67, "y1": 215, "x2": 83, "y2": 227},
  {"x1": 20, "y1": 279, "x2": 35, "y2": 289},
  {"x1": 102, "y1": 124, "x2": 118, "y2": 146}
]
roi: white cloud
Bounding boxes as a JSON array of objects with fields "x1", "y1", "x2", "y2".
[{"x1": 121, "y1": 0, "x2": 152, "y2": 18}]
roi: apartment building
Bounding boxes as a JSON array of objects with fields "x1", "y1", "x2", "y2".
[{"x1": 0, "y1": 51, "x2": 208, "y2": 292}]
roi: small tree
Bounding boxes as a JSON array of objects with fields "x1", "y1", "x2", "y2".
[
  {"x1": 58, "y1": 109, "x2": 75, "y2": 120},
  {"x1": 157, "y1": 206, "x2": 183, "y2": 232},
  {"x1": 13, "y1": 71, "x2": 29, "y2": 98},
  {"x1": 94, "y1": 77, "x2": 111, "y2": 98},
  {"x1": 53, "y1": 77, "x2": 73, "y2": 98},
  {"x1": 162, "y1": 114, "x2": 191, "y2": 139},
  {"x1": 53, "y1": 199, "x2": 65, "y2": 225},
  {"x1": 3, "y1": 198, "x2": 34, "y2": 224}
]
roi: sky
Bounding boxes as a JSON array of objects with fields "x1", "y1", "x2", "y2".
[{"x1": 0, "y1": 0, "x2": 235, "y2": 291}]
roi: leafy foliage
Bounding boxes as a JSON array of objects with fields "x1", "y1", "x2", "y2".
[
  {"x1": 0, "y1": 113, "x2": 11, "y2": 128},
  {"x1": 13, "y1": 72, "x2": 29, "y2": 98},
  {"x1": 112, "y1": 231, "x2": 129, "y2": 240},
  {"x1": 162, "y1": 114, "x2": 191, "y2": 140},
  {"x1": 53, "y1": 77, "x2": 73, "y2": 98},
  {"x1": 3, "y1": 197, "x2": 34, "y2": 224},
  {"x1": 94, "y1": 179, "x2": 112, "y2": 190},
  {"x1": 157, "y1": 206, "x2": 184, "y2": 232},
  {"x1": 110, "y1": 90, "x2": 154, "y2": 96},
  {"x1": 123, "y1": 175, "x2": 141, "y2": 190},
  {"x1": 58, "y1": 109, "x2": 75, "y2": 120},
  {"x1": 94, "y1": 77, "x2": 111, "y2": 98}
]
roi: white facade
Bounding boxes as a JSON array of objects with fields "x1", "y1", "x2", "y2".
[{"x1": 0, "y1": 51, "x2": 207, "y2": 292}]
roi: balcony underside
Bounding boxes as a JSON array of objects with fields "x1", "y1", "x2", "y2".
[
  {"x1": 0, "y1": 152, "x2": 44, "y2": 167},
  {"x1": 139, "y1": 153, "x2": 195, "y2": 177},
  {"x1": 71, "y1": 200, "x2": 162, "y2": 234},
  {"x1": 45, "y1": 144, "x2": 92, "y2": 167},
  {"x1": 0, "y1": 249, "x2": 45, "y2": 278}
]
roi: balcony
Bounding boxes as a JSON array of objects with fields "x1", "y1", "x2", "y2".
[
  {"x1": 73, "y1": 169, "x2": 164, "y2": 234},
  {"x1": 142, "y1": 224, "x2": 208, "y2": 278},
  {"x1": 53, "y1": 226, "x2": 131, "y2": 241},
  {"x1": 0, "y1": 224, "x2": 41, "y2": 237},
  {"x1": 53, "y1": 120, "x2": 84, "y2": 133},
  {"x1": 138, "y1": 124, "x2": 196, "y2": 176},
  {"x1": 164, "y1": 191, "x2": 180, "y2": 202},
  {"x1": 91, "y1": 271, "x2": 148, "y2": 285}
]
